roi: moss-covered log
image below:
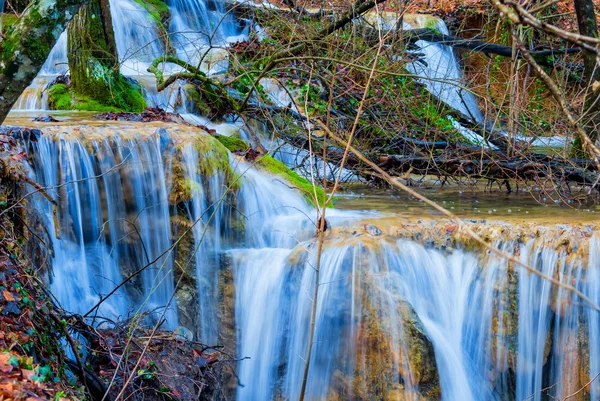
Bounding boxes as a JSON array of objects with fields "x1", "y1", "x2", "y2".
[
  {"x1": 65, "y1": 0, "x2": 146, "y2": 112},
  {"x1": 0, "y1": 0, "x2": 85, "y2": 123}
]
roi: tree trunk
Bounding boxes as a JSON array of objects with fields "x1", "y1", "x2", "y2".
[
  {"x1": 66, "y1": 0, "x2": 145, "y2": 111},
  {"x1": 0, "y1": 0, "x2": 85, "y2": 123},
  {"x1": 68, "y1": 0, "x2": 118, "y2": 98},
  {"x1": 572, "y1": 0, "x2": 600, "y2": 156}
]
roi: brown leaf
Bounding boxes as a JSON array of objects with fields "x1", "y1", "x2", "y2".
[
  {"x1": 21, "y1": 369, "x2": 35, "y2": 380},
  {"x1": 0, "y1": 354, "x2": 14, "y2": 373},
  {"x1": 0, "y1": 380, "x2": 15, "y2": 394},
  {"x1": 2, "y1": 290, "x2": 14, "y2": 302}
]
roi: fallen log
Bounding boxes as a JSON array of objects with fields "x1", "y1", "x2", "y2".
[
  {"x1": 273, "y1": 125, "x2": 599, "y2": 188},
  {"x1": 403, "y1": 28, "x2": 581, "y2": 64},
  {"x1": 378, "y1": 155, "x2": 598, "y2": 186}
]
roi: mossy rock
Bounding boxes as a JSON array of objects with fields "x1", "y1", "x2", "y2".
[
  {"x1": 169, "y1": 135, "x2": 241, "y2": 205},
  {"x1": 183, "y1": 84, "x2": 213, "y2": 116},
  {"x1": 256, "y1": 154, "x2": 328, "y2": 207},
  {"x1": 183, "y1": 82, "x2": 231, "y2": 118},
  {"x1": 66, "y1": 0, "x2": 147, "y2": 112},
  {"x1": 216, "y1": 135, "x2": 250, "y2": 152},
  {"x1": 48, "y1": 82, "x2": 145, "y2": 112}
]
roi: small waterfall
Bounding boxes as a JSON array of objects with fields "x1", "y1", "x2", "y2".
[
  {"x1": 24, "y1": 125, "x2": 329, "y2": 331},
  {"x1": 234, "y1": 162, "x2": 313, "y2": 248},
  {"x1": 168, "y1": 0, "x2": 244, "y2": 66},
  {"x1": 181, "y1": 142, "x2": 230, "y2": 343},
  {"x1": 11, "y1": 0, "x2": 245, "y2": 112},
  {"x1": 228, "y1": 227, "x2": 600, "y2": 401},
  {"x1": 29, "y1": 135, "x2": 131, "y2": 319},
  {"x1": 19, "y1": 122, "x2": 600, "y2": 400},
  {"x1": 403, "y1": 16, "x2": 484, "y2": 123},
  {"x1": 232, "y1": 239, "x2": 438, "y2": 401},
  {"x1": 587, "y1": 236, "x2": 600, "y2": 399},
  {"x1": 109, "y1": 0, "x2": 165, "y2": 74},
  {"x1": 28, "y1": 132, "x2": 186, "y2": 325},
  {"x1": 12, "y1": 32, "x2": 68, "y2": 111}
]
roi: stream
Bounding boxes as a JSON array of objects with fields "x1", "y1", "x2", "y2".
[{"x1": 6, "y1": 1, "x2": 600, "y2": 400}]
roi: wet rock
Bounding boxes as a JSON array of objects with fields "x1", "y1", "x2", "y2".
[
  {"x1": 366, "y1": 224, "x2": 382, "y2": 236},
  {"x1": 93, "y1": 107, "x2": 190, "y2": 124},
  {"x1": 175, "y1": 284, "x2": 198, "y2": 336},
  {"x1": 156, "y1": 127, "x2": 173, "y2": 151},
  {"x1": 32, "y1": 116, "x2": 60, "y2": 122},
  {"x1": 173, "y1": 326, "x2": 194, "y2": 342}
]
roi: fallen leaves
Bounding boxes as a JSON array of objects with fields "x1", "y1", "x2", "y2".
[
  {"x1": 3, "y1": 289, "x2": 14, "y2": 301},
  {"x1": 94, "y1": 107, "x2": 190, "y2": 124},
  {"x1": 0, "y1": 353, "x2": 15, "y2": 373},
  {"x1": 0, "y1": 351, "x2": 59, "y2": 401}
]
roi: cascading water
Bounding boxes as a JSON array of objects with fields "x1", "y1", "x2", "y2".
[
  {"x1": 403, "y1": 16, "x2": 484, "y2": 124},
  {"x1": 12, "y1": 0, "x2": 245, "y2": 113},
  {"x1": 230, "y1": 230, "x2": 600, "y2": 401},
  {"x1": 28, "y1": 131, "x2": 182, "y2": 325},
  {"x1": 11, "y1": 0, "x2": 600, "y2": 397},
  {"x1": 22, "y1": 121, "x2": 600, "y2": 401},
  {"x1": 12, "y1": 32, "x2": 68, "y2": 111}
]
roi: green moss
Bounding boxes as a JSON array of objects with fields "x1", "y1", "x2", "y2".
[
  {"x1": 193, "y1": 135, "x2": 241, "y2": 191},
  {"x1": 1, "y1": 35, "x2": 17, "y2": 62},
  {"x1": 48, "y1": 83, "x2": 131, "y2": 112},
  {"x1": 114, "y1": 78, "x2": 147, "y2": 112},
  {"x1": 47, "y1": 84, "x2": 73, "y2": 110},
  {"x1": 216, "y1": 136, "x2": 249, "y2": 152},
  {"x1": 169, "y1": 135, "x2": 241, "y2": 205},
  {"x1": 424, "y1": 18, "x2": 440, "y2": 33},
  {"x1": 1, "y1": 14, "x2": 18, "y2": 35},
  {"x1": 183, "y1": 84, "x2": 212, "y2": 116},
  {"x1": 256, "y1": 155, "x2": 328, "y2": 207}
]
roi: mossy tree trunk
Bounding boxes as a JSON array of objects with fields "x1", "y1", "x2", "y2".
[
  {"x1": 67, "y1": 0, "x2": 146, "y2": 112},
  {"x1": 0, "y1": 0, "x2": 85, "y2": 123},
  {"x1": 572, "y1": 0, "x2": 600, "y2": 157}
]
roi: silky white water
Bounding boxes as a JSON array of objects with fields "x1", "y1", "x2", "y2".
[
  {"x1": 22, "y1": 125, "x2": 600, "y2": 400},
  {"x1": 11, "y1": 0, "x2": 600, "y2": 398},
  {"x1": 12, "y1": 0, "x2": 244, "y2": 112},
  {"x1": 403, "y1": 18, "x2": 485, "y2": 124}
]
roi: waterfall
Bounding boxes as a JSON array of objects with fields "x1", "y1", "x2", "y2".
[
  {"x1": 21, "y1": 123, "x2": 600, "y2": 400},
  {"x1": 12, "y1": 0, "x2": 244, "y2": 112},
  {"x1": 403, "y1": 17, "x2": 484, "y2": 124},
  {"x1": 28, "y1": 132, "x2": 184, "y2": 326},
  {"x1": 11, "y1": 0, "x2": 600, "y2": 397},
  {"x1": 229, "y1": 229, "x2": 600, "y2": 401},
  {"x1": 12, "y1": 32, "x2": 68, "y2": 111}
]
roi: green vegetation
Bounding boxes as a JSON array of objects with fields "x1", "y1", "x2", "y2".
[
  {"x1": 132, "y1": 0, "x2": 170, "y2": 23},
  {"x1": 257, "y1": 154, "x2": 328, "y2": 207},
  {"x1": 216, "y1": 135, "x2": 250, "y2": 152},
  {"x1": 1, "y1": 14, "x2": 19, "y2": 35},
  {"x1": 48, "y1": 82, "x2": 146, "y2": 112}
]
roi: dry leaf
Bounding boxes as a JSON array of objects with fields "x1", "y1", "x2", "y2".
[
  {"x1": 2, "y1": 290, "x2": 14, "y2": 302},
  {"x1": 0, "y1": 354, "x2": 14, "y2": 374},
  {"x1": 21, "y1": 370, "x2": 35, "y2": 380}
]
